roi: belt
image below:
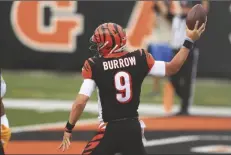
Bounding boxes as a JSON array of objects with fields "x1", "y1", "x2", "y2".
[{"x1": 107, "y1": 117, "x2": 138, "y2": 123}]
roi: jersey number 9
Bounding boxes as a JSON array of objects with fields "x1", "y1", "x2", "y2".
[{"x1": 114, "y1": 71, "x2": 132, "y2": 104}]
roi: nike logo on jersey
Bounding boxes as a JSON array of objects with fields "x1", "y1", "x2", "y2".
[{"x1": 103, "y1": 56, "x2": 136, "y2": 70}]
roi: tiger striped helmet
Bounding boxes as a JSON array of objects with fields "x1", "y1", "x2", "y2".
[{"x1": 89, "y1": 23, "x2": 127, "y2": 56}]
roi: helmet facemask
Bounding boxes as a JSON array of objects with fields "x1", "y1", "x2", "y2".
[{"x1": 89, "y1": 36, "x2": 101, "y2": 57}]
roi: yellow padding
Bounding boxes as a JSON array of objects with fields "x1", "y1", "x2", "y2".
[{"x1": 1, "y1": 125, "x2": 11, "y2": 148}]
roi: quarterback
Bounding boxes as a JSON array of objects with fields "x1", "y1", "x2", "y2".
[{"x1": 59, "y1": 21, "x2": 206, "y2": 155}]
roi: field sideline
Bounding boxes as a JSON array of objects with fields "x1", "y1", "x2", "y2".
[
  {"x1": 5, "y1": 99, "x2": 231, "y2": 116},
  {"x1": 6, "y1": 115, "x2": 231, "y2": 154},
  {"x1": 5, "y1": 99, "x2": 231, "y2": 133},
  {"x1": 2, "y1": 70, "x2": 231, "y2": 135},
  {"x1": 3, "y1": 70, "x2": 231, "y2": 106}
]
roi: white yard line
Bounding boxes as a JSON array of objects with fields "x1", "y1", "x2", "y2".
[
  {"x1": 11, "y1": 116, "x2": 150, "y2": 134},
  {"x1": 11, "y1": 118, "x2": 98, "y2": 133},
  {"x1": 4, "y1": 99, "x2": 231, "y2": 116},
  {"x1": 143, "y1": 135, "x2": 231, "y2": 147},
  {"x1": 5, "y1": 98, "x2": 231, "y2": 133},
  {"x1": 143, "y1": 135, "x2": 200, "y2": 147}
]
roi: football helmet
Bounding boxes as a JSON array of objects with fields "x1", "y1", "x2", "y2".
[{"x1": 89, "y1": 23, "x2": 127, "y2": 57}]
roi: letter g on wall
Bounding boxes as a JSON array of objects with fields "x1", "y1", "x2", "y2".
[{"x1": 10, "y1": 1, "x2": 84, "y2": 53}]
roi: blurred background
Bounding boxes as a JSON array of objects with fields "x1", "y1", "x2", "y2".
[{"x1": 1, "y1": 1, "x2": 231, "y2": 154}]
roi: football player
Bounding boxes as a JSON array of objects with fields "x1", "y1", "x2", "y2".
[
  {"x1": 168, "y1": 0, "x2": 209, "y2": 115},
  {"x1": 59, "y1": 21, "x2": 206, "y2": 155},
  {"x1": 1, "y1": 75, "x2": 11, "y2": 150}
]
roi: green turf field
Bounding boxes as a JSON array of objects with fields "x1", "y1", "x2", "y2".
[
  {"x1": 3, "y1": 70, "x2": 231, "y2": 106},
  {"x1": 6, "y1": 109, "x2": 97, "y2": 127},
  {"x1": 2, "y1": 70, "x2": 231, "y2": 128}
]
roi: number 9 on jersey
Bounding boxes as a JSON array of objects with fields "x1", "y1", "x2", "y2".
[{"x1": 114, "y1": 71, "x2": 132, "y2": 104}]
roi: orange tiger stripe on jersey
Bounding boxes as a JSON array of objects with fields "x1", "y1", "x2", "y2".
[
  {"x1": 144, "y1": 50, "x2": 155, "y2": 70},
  {"x1": 82, "y1": 131, "x2": 105, "y2": 155},
  {"x1": 91, "y1": 133, "x2": 104, "y2": 142},
  {"x1": 82, "y1": 60, "x2": 92, "y2": 79},
  {"x1": 84, "y1": 141, "x2": 100, "y2": 152}
]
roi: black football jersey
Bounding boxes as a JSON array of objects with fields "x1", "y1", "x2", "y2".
[{"x1": 82, "y1": 49, "x2": 154, "y2": 122}]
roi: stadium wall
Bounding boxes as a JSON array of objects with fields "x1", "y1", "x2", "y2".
[{"x1": 0, "y1": 1, "x2": 231, "y2": 79}]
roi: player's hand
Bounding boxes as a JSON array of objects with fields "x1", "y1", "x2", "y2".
[
  {"x1": 186, "y1": 17, "x2": 207, "y2": 42},
  {"x1": 58, "y1": 131, "x2": 72, "y2": 152}
]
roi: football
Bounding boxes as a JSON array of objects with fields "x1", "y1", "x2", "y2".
[{"x1": 186, "y1": 4, "x2": 207, "y2": 30}]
